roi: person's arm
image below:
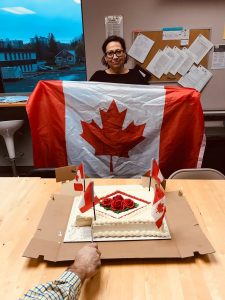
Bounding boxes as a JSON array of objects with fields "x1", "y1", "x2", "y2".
[
  {"x1": 20, "y1": 271, "x2": 82, "y2": 300},
  {"x1": 132, "y1": 66, "x2": 150, "y2": 85},
  {"x1": 20, "y1": 243, "x2": 101, "y2": 300}
]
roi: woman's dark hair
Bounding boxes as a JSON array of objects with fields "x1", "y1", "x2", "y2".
[{"x1": 101, "y1": 35, "x2": 128, "y2": 66}]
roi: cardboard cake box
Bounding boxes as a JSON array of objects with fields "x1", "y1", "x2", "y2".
[{"x1": 23, "y1": 169, "x2": 215, "y2": 262}]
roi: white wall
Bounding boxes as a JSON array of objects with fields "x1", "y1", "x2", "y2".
[{"x1": 82, "y1": 0, "x2": 225, "y2": 110}]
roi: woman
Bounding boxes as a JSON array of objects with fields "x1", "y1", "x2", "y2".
[{"x1": 89, "y1": 35, "x2": 149, "y2": 85}]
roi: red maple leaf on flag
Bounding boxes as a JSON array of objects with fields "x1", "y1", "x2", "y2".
[
  {"x1": 80, "y1": 100, "x2": 146, "y2": 172},
  {"x1": 157, "y1": 202, "x2": 165, "y2": 213}
]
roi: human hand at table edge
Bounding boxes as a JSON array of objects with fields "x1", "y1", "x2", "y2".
[{"x1": 67, "y1": 243, "x2": 101, "y2": 282}]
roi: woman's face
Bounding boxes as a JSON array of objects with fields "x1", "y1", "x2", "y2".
[{"x1": 104, "y1": 41, "x2": 127, "y2": 70}]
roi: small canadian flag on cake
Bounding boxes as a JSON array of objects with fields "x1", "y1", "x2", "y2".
[
  {"x1": 74, "y1": 163, "x2": 85, "y2": 191},
  {"x1": 151, "y1": 158, "x2": 164, "y2": 184},
  {"x1": 150, "y1": 158, "x2": 166, "y2": 189},
  {"x1": 79, "y1": 181, "x2": 99, "y2": 213},
  {"x1": 152, "y1": 185, "x2": 166, "y2": 228}
]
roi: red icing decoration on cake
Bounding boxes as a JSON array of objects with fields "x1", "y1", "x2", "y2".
[{"x1": 100, "y1": 193, "x2": 140, "y2": 213}]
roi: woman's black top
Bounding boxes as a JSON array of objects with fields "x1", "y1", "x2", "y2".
[{"x1": 89, "y1": 68, "x2": 149, "y2": 85}]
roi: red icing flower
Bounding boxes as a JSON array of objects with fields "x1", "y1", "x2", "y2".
[
  {"x1": 123, "y1": 198, "x2": 135, "y2": 209},
  {"x1": 113, "y1": 195, "x2": 124, "y2": 201},
  {"x1": 101, "y1": 198, "x2": 111, "y2": 207},
  {"x1": 100, "y1": 194, "x2": 138, "y2": 213},
  {"x1": 111, "y1": 199, "x2": 125, "y2": 211}
]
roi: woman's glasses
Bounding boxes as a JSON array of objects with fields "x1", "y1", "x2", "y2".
[{"x1": 105, "y1": 49, "x2": 124, "y2": 58}]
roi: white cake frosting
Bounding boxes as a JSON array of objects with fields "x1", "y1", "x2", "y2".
[{"x1": 75, "y1": 185, "x2": 168, "y2": 238}]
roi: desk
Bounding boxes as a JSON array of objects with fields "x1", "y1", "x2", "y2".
[
  {"x1": 0, "y1": 102, "x2": 26, "y2": 107},
  {"x1": 0, "y1": 93, "x2": 28, "y2": 108},
  {"x1": 0, "y1": 178, "x2": 225, "y2": 300}
]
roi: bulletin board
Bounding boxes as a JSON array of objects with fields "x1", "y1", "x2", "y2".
[{"x1": 133, "y1": 29, "x2": 211, "y2": 82}]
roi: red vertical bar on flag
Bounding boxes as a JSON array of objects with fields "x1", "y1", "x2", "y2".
[
  {"x1": 159, "y1": 87, "x2": 204, "y2": 178},
  {"x1": 26, "y1": 80, "x2": 68, "y2": 167}
]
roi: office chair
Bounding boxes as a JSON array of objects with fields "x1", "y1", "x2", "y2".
[{"x1": 168, "y1": 168, "x2": 225, "y2": 180}]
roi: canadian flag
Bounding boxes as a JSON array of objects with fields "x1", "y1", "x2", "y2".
[
  {"x1": 79, "y1": 181, "x2": 99, "y2": 213},
  {"x1": 152, "y1": 185, "x2": 166, "y2": 228},
  {"x1": 151, "y1": 158, "x2": 164, "y2": 185},
  {"x1": 74, "y1": 163, "x2": 85, "y2": 191},
  {"x1": 27, "y1": 80, "x2": 205, "y2": 178}
]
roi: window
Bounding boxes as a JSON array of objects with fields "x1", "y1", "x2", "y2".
[{"x1": 0, "y1": 0, "x2": 86, "y2": 93}]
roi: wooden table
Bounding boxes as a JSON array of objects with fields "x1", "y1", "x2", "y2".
[{"x1": 0, "y1": 178, "x2": 225, "y2": 300}]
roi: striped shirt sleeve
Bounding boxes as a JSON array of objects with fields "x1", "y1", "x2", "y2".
[{"x1": 19, "y1": 271, "x2": 82, "y2": 300}]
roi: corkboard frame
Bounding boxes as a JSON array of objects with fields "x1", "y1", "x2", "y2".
[{"x1": 133, "y1": 29, "x2": 211, "y2": 83}]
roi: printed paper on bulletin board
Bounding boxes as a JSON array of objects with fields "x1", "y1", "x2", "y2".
[{"x1": 133, "y1": 29, "x2": 211, "y2": 82}]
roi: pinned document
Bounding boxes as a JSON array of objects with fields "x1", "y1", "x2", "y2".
[
  {"x1": 128, "y1": 34, "x2": 154, "y2": 63},
  {"x1": 177, "y1": 48, "x2": 195, "y2": 76},
  {"x1": 169, "y1": 47, "x2": 186, "y2": 75},
  {"x1": 178, "y1": 65, "x2": 212, "y2": 92},
  {"x1": 163, "y1": 46, "x2": 177, "y2": 75},
  {"x1": 146, "y1": 50, "x2": 170, "y2": 79},
  {"x1": 189, "y1": 34, "x2": 213, "y2": 64},
  {"x1": 211, "y1": 45, "x2": 225, "y2": 69},
  {"x1": 105, "y1": 15, "x2": 123, "y2": 37},
  {"x1": 162, "y1": 28, "x2": 189, "y2": 40}
]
